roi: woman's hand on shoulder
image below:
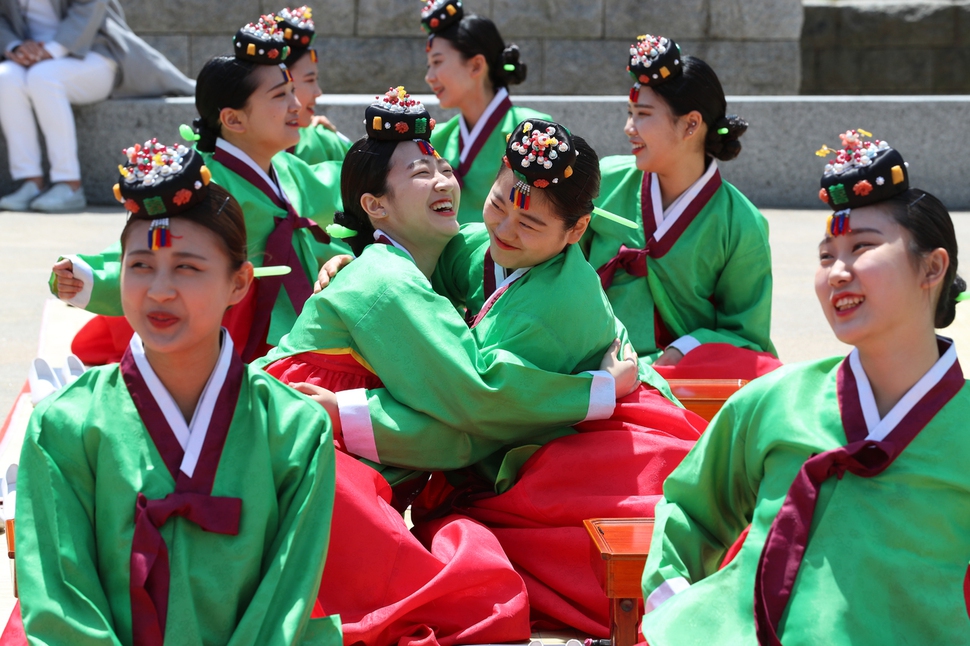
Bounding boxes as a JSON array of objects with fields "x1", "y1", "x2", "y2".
[
  {"x1": 314, "y1": 254, "x2": 354, "y2": 293},
  {"x1": 289, "y1": 381, "x2": 346, "y2": 450},
  {"x1": 600, "y1": 338, "x2": 640, "y2": 398},
  {"x1": 52, "y1": 258, "x2": 83, "y2": 300},
  {"x1": 310, "y1": 114, "x2": 337, "y2": 132},
  {"x1": 653, "y1": 347, "x2": 684, "y2": 367}
]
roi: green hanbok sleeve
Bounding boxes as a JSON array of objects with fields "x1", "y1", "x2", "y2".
[
  {"x1": 330, "y1": 254, "x2": 614, "y2": 466},
  {"x1": 641, "y1": 381, "x2": 762, "y2": 610},
  {"x1": 228, "y1": 378, "x2": 340, "y2": 646},
  {"x1": 49, "y1": 243, "x2": 124, "y2": 316},
  {"x1": 682, "y1": 227, "x2": 775, "y2": 353},
  {"x1": 291, "y1": 125, "x2": 352, "y2": 166},
  {"x1": 18, "y1": 399, "x2": 125, "y2": 645}
]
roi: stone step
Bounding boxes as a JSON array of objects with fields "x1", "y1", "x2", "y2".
[{"x1": 2, "y1": 94, "x2": 967, "y2": 209}]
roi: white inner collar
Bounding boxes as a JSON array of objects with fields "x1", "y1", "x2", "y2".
[
  {"x1": 458, "y1": 87, "x2": 510, "y2": 166},
  {"x1": 216, "y1": 138, "x2": 286, "y2": 203},
  {"x1": 649, "y1": 159, "x2": 719, "y2": 241},
  {"x1": 130, "y1": 330, "x2": 235, "y2": 478},
  {"x1": 373, "y1": 229, "x2": 415, "y2": 263},
  {"x1": 848, "y1": 337, "x2": 957, "y2": 442},
  {"x1": 480, "y1": 265, "x2": 530, "y2": 315}
]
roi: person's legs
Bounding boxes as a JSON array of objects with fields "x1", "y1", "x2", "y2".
[
  {"x1": 0, "y1": 60, "x2": 44, "y2": 182},
  {"x1": 25, "y1": 53, "x2": 116, "y2": 184}
]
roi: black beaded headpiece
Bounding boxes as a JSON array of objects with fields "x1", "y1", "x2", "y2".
[{"x1": 502, "y1": 119, "x2": 577, "y2": 210}]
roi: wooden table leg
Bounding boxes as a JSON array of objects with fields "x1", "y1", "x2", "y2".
[{"x1": 611, "y1": 597, "x2": 638, "y2": 646}]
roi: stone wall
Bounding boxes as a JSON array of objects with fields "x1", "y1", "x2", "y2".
[
  {"x1": 123, "y1": 0, "x2": 803, "y2": 95},
  {"x1": 802, "y1": 0, "x2": 970, "y2": 94}
]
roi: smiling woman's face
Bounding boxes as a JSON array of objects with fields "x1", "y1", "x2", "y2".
[
  {"x1": 815, "y1": 204, "x2": 944, "y2": 349},
  {"x1": 482, "y1": 169, "x2": 589, "y2": 269},
  {"x1": 229, "y1": 63, "x2": 303, "y2": 152}
]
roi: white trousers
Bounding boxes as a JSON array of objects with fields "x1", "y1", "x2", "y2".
[{"x1": 0, "y1": 52, "x2": 116, "y2": 182}]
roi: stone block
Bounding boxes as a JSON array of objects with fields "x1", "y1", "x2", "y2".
[
  {"x1": 189, "y1": 33, "x2": 236, "y2": 78},
  {"x1": 931, "y1": 47, "x2": 970, "y2": 93},
  {"x1": 709, "y1": 0, "x2": 803, "y2": 41},
  {"x1": 316, "y1": 37, "x2": 429, "y2": 94},
  {"x1": 141, "y1": 34, "x2": 191, "y2": 77},
  {"x1": 540, "y1": 39, "x2": 632, "y2": 95},
  {"x1": 704, "y1": 41, "x2": 801, "y2": 95},
  {"x1": 256, "y1": 0, "x2": 356, "y2": 36},
  {"x1": 802, "y1": 47, "x2": 859, "y2": 94},
  {"x1": 858, "y1": 47, "x2": 933, "y2": 94},
  {"x1": 799, "y1": 45, "x2": 818, "y2": 94},
  {"x1": 123, "y1": 0, "x2": 262, "y2": 34},
  {"x1": 956, "y1": 2, "x2": 970, "y2": 47},
  {"x1": 357, "y1": 0, "x2": 491, "y2": 37},
  {"x1": 603, "y1": 0, "x2": 708, "y2": 39},
  {"x1": 800, "y1": 1, "x2": 840, "y2": 48},
  {"x1": 838, "y1": 2, "x2": 957, "y2": 48},
  {"x1": 491, "y1": 0, "x2": 604, "y2": 39}
]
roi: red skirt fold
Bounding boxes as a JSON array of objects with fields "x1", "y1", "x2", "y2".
[
  {"x1": 652, "y1": 343, "x2": 782, "y2": 381},
  {"x1": 414, "y1": 386, "x2": 706, "y2": 636},
  {"x1": 264, "y1": 351, "x2": 384, "y2": 392},
  {"x1": 316, "y1": 453, "x2": 530, "y2": 646}
]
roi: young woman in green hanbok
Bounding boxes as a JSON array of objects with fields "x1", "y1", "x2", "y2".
[
  {"x1": 641, "y1": 132, "x2": 970, "y2": 645},
  {"x1": 588, "y1": 34, "x2": 781, "y2": 380},
  {"x1": 421, "y1": 0, "x2": 551, "y2": 223},
  {"x1": 277, "y1": 6, "x2": 353, "y2": 165},
  {"x1": 4, "y1": 144, "x2": 340, "y2": 646},
  {"x1": 48, "y1": 18, "x2": 347, "y2": 365}
]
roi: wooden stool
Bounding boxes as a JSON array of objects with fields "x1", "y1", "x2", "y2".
[
  {"x1": 584, "y1": 518, "x2": 653, "y2": 646},
  {"x1": 667, "y1": 379, "x2": 747, "y2": 421}
]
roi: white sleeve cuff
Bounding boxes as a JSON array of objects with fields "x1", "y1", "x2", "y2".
[
  {"x1": 667, "y1": 335, "x2": 701, "y2": 356},
  {"x1": 582, "y1": 370, "x2": 616, "y2": 421},
  {"x1": 645, "y1": 576, "x2": 691, "y2": 614},
  {"x1": 44, "y1": 41, "x2": 68, "y2": 59},
  {"x1": 62, "y1": 255, "x2": 94, "y2": 309},
  {"x1": 336, "y1": 388, "x2": 379, "y2": 462}
]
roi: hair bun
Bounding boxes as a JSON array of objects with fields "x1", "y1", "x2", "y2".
[
  {"x1": 499, "y1": 44, "x2": 527, "y2": 86},
  {"x1": 938, "y1": 273, "x2": 966, "y2": 328},
  {"x1": 192, "y1": 116, "x2": 219, "y2": 153},
  {"x1": 706, "y1": 114, "x2": 747, "y2": 162}
]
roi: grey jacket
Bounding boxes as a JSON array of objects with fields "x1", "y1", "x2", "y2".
[{"x1": 0, "y1": 0, "x2": 193, "y2": 97}]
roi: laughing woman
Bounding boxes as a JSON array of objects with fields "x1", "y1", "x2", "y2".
[
  {"x1": 587, "y1": 34, "x2": 780, "y2": 380},
  {"x1": 422, "y1": 0, "x2": 550, "y2": 223},
  {"x1": 641, "y1": 133, "x2": 970, "y2": 645},
  {"x1": 49, "y1": 17, "x2": 346, "y2": 364}
]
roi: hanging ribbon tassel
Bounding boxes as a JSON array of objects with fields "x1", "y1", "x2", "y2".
[
  {"x1": 415, "y1": 139, "x2": 440, "y2": 159},
  {"x1": 827, "y1": 209, "x2": 851, "y2": 237},
  {"x1": 148, "y1": 218, "x2": 171, "y2": 250},
  {"x1": 510, "y1": 180, "x2": 531, "y2": 210}
]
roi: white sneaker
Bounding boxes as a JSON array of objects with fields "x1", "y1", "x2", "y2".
[
  {"x1": 0, "y1": 182, "x2": 42, "y2": 211},
  {"x1": 30, "y1": 183, "x2": 86, "y2": 213},
  {"x1": 59, "y1": 354, "x2": 86, "y2": 386}
]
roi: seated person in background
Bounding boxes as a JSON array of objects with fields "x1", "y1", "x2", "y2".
[
  {"x1": 0, "y1": 0, "x2": 193, "y2": 212},
  {"x1": 640, "y1": 132, "x2": 970, "y2": 645},
  {"x1": 5, "y1": 142, "x2": 340, "y2": 645}
]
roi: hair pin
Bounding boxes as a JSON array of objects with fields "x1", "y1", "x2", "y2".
[{"x1": 592, "y1": 207, "x2": 638, "y2": 229}]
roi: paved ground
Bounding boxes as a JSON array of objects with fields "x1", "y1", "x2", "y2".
[{"x1": 1, "y1": 207, "x2": 970, "y2": 635}]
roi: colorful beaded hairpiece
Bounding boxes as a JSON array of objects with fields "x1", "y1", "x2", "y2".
[
  {"x1": 817, "y1": 129, "x2": 909, "y2": 220},
  {"x1": 421, "y1": 0, "x2": 463, "y2": 51},
  {"x1": 113, "y1": 139, "x2": 212, "y2": 248},
  {"x1": 275, "y1": 6, "x2": 315, "y2": 51},
  {"x1": 503, "y1": 119, "x2": 577, "y2": 211},
  {"x1": 364, "y1": 86, "x2": 436, "y2": 141},
  {"x1": 627, "y1": 34, "x2": 682, "y2": 102},
  {"x1": 234, "y1": 15, "x2": 290, "y2": 63}
]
